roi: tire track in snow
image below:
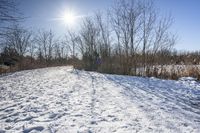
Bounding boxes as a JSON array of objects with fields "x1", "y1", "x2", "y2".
[{"x1": 105, "y1": 75, "x2": 200, "y2": 132}]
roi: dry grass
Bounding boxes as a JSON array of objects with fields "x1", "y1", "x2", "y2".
[
  {"x1": 138, "y1": 65, "x2": 200, "y2": 80},
  {"x1": 0, "y1": 65, "x2": 10, "y2": 74}
]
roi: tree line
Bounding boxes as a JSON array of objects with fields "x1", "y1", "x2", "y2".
[{"x1": 0, "y1": 0, "x2": 200, "y2": 79}]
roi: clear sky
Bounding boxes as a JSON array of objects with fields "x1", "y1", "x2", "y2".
[{"x1": 17, "y1": 0, "x2": 200, "y2": 51}]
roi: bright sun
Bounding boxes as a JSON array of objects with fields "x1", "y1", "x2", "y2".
[{"x1": 62, "y1": 12, "x2": 76, "y2": 26}]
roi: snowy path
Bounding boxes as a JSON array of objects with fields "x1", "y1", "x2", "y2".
[{"x1": 0, "y1": 67, "x2": 200, "y2": 133}]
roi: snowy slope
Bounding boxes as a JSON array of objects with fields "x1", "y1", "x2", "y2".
[{"x1": 0, "y1": 66, "x2": 200, "y2": 133}]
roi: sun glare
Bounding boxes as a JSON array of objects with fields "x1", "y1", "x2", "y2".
[{"x1": 62, "y1": 11, "x2": 76, "y2": 26}]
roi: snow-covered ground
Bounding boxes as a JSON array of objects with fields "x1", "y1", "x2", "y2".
[{"x1": 0, "y1": 66, "x2": 200, "y2": 133}]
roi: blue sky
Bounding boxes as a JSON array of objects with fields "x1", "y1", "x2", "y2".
[
  {"x1": 18, "y1": 0, "x2": 200, "y2": 51},
  {"x1": 155, "y1": 0, "x2": 200, "y2": 51}
]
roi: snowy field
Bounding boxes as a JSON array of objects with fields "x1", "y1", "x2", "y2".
[{"x1": 0, "y1": 66, "x2": 200, "y2": 133}]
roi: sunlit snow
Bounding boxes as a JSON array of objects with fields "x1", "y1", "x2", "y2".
[{"x1": 0, "y1": 67, "x2": 200, "y2": 132}]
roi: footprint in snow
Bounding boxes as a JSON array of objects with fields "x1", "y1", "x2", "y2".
[{"x1": 23, "y1": 126, "x2": 44, "y2": 133}]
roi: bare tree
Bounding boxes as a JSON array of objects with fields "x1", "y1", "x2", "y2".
[
  {"x1": 3, "y1": 25, "x2": 31, "y2": 69},
  {"x1": 140, "y1": 0, "x2": 156, "y2": 75},
  {"x1": 80, "y1": 17, "x2": 100, "y2": 70},
  {"x1": 109, "y1": 4, "x2": 123, "y2": 73},
  {"x1": 75, "y1": 35, "x2": 85, "y2": 58},
  {"x1": 95, "y1": 12, "x2": 112, "y2": 72},
  {"x1": 151, "y1": 15, "x2": 176, "y2": 63},
  {"x1": 36, "y1": 30, "x2": 55, "y2": 66},
  {"x1": 65, "y1": 30, "x2": 79, "y2": 58},
  {"x1": 0, "y1": 0, "x2": 22, "y2": 36},
  {"x1": 110, "y1": 0, "x2": 142, "y2": 74},
  {"x1": 29, "y1": 39, "x2": 36, "y2": 63},
  {"x1": 54, "y1": 41, "x2": 66, "y2": 64}
]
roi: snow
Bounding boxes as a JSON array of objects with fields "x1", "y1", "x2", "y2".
[{"x1": 0, "y1": 66, "x2": 200, "y2": 133}]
